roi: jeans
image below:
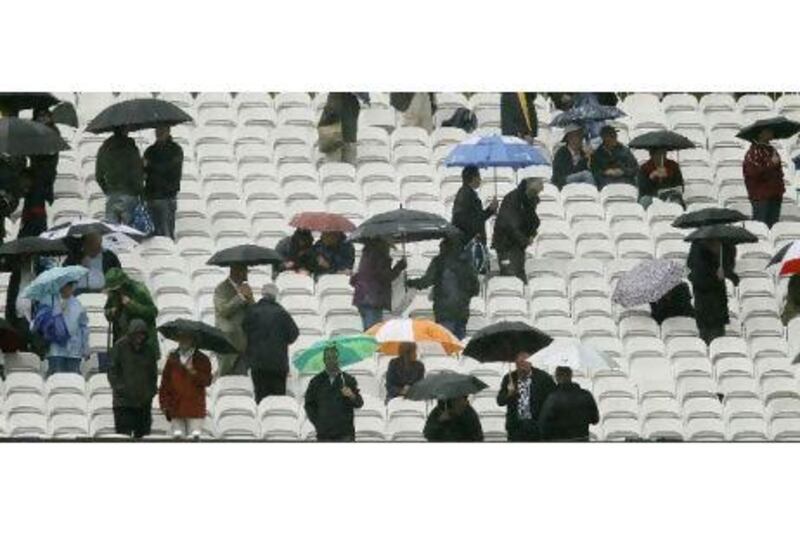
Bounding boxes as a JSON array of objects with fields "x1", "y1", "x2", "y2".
[
  {"x1": 750, "y1": 199, "x2": 782, "y2": 229},
  {"x1": 251, "y1": 369, "x2": 287, "y2": 404},
  {"x1": 565, "y1": 170, "x2": 596, "y2": 187},
  {"x1": 105, "y1": 194, "x2": 139, "y2": 225},
  {"x1": 438, "y1": 318, "x2": 467, "y2": 340},
  {"x1": 47, "y1": 356, "x2": 82, "y2": 377},
  {"x1": 147, "y1": 198, "x2": 177, "y2": 239},
  {"x1": 358, "y1": 306, "x2": 384, "y2": 331},
  {"x1": 113, "y1": 406, "x2": 152, "y2": 438}
]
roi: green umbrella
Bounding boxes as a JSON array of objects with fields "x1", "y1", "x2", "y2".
[{"x1": 292, "y1": 335, "x2": 378, "y2": 374}]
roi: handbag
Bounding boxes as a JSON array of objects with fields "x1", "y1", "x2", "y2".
[
  {"x1": 32, "y1": 305, "x2": 71, "y2": 347},
  {"x1": 318, "y1": 121, "x2": 344, "y2": 154},
  {"x1": 131, "y1": 200, "x2": 155, "y2": 236}
]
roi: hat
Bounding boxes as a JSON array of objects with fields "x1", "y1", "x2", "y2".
[
  {"x1": 126, "y1": 319, "x2": 148, "y2": 336},
  {"x1": 600, "y1": 125, "x2": 618, "y2": 137},
  {"x1": 104, "y1": 267, "x2": 129, "y2": 292},
  {"x1": 562, "y1": 123, "x2": 584, "y2": 141}
]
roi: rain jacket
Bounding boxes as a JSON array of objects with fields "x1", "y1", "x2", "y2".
[
  {"x1": 304, "y1": 371, "x2": 363, "y2": 440},
  {"x1": 423, "y1": 401, "x2": 483, "y2": 442},
  {"x1": 351, "y1": 245, "x2": 403, "y2": 310},
  {"x1": 407, "y1": 247, "x2": 479, "y2": 322},
  {"x1": 743, "y1": 142, "x2": 785, "y2": 201},
  {"x1": 108, "y1": 320, "x2": 158, "y2": 408},
  {"x1": 46, "y1": 295, "x2": 90, "y2": 360},
  {"x1": 144, "y1": 137, "x2": 183, "y2": 200},
  {"x1": 312, "y1": 239, "x2": 355, "y2": 275},
  {"x1": 451, "y1": 184, "x2": 494, "y2": 243},
  {"x1": 213, "y1": 278, "x2": 251, "y2": 354},
  {"x1": 242, "y1": 296, "x2": 299, "y2": 373},
  {"x1": 649, "y1": 282, "x2": 695, "y2": 325},
  {"x1": 104, "y1": 268, "x2": 159, "y2": 357},
  {"x1": 491, "y1": 179, "x2": 540, "y2": 253},
  {"x1": 159, "y1": 348, "x2": 212, "y2": 420},
  {"x1": 95, "y1": 133, "x2": 145, "y2": 196},
  {"x1": 552, "y1": 144, "x2": 590, "y2": 190},
  {"x1": 591, "y1": 142, "x2": 639, "y2": 189},
  {"x1": 385, "y1": 358, "x2": 425, "y2": 401},
  {"x1": 319, "y1": 93, "x2": 361, "y2": 143},
  {"x1": 687, "y1": 242, "x2": 739, "y2": 330},
  {"x1": 539, "y1": 382, "x2": 599, "y2": 441}
]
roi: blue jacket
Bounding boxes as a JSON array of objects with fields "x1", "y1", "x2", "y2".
[
  {"x1": 46, "y1": 296, "x2": 89, "y2": 360},
  {"x1": 313, "y1": 240, "x2": 355, "y2": 275}
]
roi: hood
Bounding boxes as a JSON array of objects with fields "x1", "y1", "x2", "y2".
[
  {"x1": 104, "y1": 267, "x2": 131, "y2": 292},
  {"x1": 127, "y1": 318, "x2": 148, "y2": 336}
]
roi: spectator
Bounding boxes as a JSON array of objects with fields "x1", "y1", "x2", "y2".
[
  {"x1": 743, "y1": 126, "x2": 784, "y2": 229},
  {"x1": 423, "y1": 397, "x2": 483, "y2": 442},
  {"x1": 312, "y1": 231, "x2": 355, "y2": 276},
  {"x1": 213, "y1": 264, "x2": 255, "y2": 376},
  {"x1": 64, "y1": 232, "x2": 122, "y2": 294},
  {"x1": 304, "y1": 345, "x2": 364, "y2": 441},
  {"x1": 0, "y1": 154, "x2": 21, "y2": 245},
  {"x1": 638, "y1": 148, "x2": 685, "y2": 209},
  {"x1": 104, "y1": 268, "x2": 159, "y2": 358},
  {"x1": 95, "y1": 126, "x2": 145, "y2": 225},
  {"x1": 650, "y1": 282, "x2": 696, "y2": 325},
  {"x1": 5, "y1": 254, "x2": 51, "y2": 356},
  {"x1": 496, "y1": 352, "x2": 556, "y2": 441},
  {"x1": 108, "y1": 319, "x2": 158, "y2": 438},
  {"x1": 407, "y1": 236, "x2": 479, "y2": 340},
  {"x1": 552, "y1": 124, "x2": 594, "y2": 189},
  {"x1": 385, "y1": 342, "x2": 425, "y2": 402},
  {"x1": 391, "y1": 92, "x2": 435, "y2": 133},
  {"x1": 591, "y1": 125, "x2": 639, "y2": 190},
  {"x1": 29, "y1": 108, "x2": 59, "y2": 206},
  {"x1": 242, "y1": 283, "x2": 299, "y2": 403},
  {"x1": 687, "y1": 240, "x2": 739, "y2": 344},
  {"x1": 158, "y1": 331, "x2": 213, "y2": 439},
  {"x1": 350, "y1": 238, "x2": 407, "y2": 330},
  {"x1": 539, "y1": 366, "x2": 599, "y2": 442},
  {"x1": 17, "y1": 168, "x2": 48, "y2": 238},
  {"x1": 41, "y1": 281, "x2": 90, "y2": 376},
  {"x1": 781, "y1": 274, "x2": 800, "y2": 326},
  {"x1": 319, "y1": 92, "x2": 362, "y2": 165},
  {"x1": 143, "y1": 126, "x2": 183, "y2": 239},
  {"x1": 451, "y1": 165, "x2": 498, "y2": 244},
  {"x1": 491, "y1": 178, "x2": 542, "y2": 283},
  {"x1": 501, "y1": 92, "x2": 537, "y2": 143},
  {"x1": 277, "y1": 229, "x2": 317, "y2": 276}
]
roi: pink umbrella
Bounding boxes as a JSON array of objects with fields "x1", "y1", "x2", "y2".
[{"x1": 289, "y1": 212, "x2": 356, "y2": 233}]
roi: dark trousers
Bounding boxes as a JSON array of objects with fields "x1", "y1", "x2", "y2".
[
  {"x1": 498, "y1": 248, "x2": 527, "y2": 283},
  {"x1": 751, "y1": 198, "x2": 782, "y2": 229},
  {"x1": 113, "y1": 406, "x2": 153, "y2": 438},
  {"x1": 507, "y1": 419, "x2": 542, "y2": 442},
  {"x1": 699, "y1": 325, "x2": 725, "y2": 345},
  {"x1": 437, "y1": 318, "x2": 467, "y2": 340},
  {"x1": 252, "y1": 369, "x2": 288, "y2": 404}
]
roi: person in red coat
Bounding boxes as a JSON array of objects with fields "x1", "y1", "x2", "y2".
[
  {"x1": 638, "y1": 149, "x2": 685, "y2": 209},
  {"x1": 158, "y1": 332, "x2": 212, "y2": 439},
  {"x1": 743, "y1": 127, "x2": 784, "y2": 229}
]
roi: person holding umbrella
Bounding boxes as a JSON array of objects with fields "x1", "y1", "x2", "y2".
[
  {"x1": 17, "y1": 167, "x2": 49, "y2": 238},
  {"x1": 64, "y1": 232, "x2": 122, "y2": 294},
  {"x1": 638, "y1": 148, "x2": 685, "y2": 209},
  {"x1": 423, "y1": 396, "x2": 484, "y2": 442},
  {"x1": 742, "y1": 125, "x2": 785, "y2": 229},
  {"x1": 385, "y1": 342, "x2": 425, "y2": 402},
  {"x1": 143, "y1": 125, "x2": 183, "y2": 240},
  {"x1": 781, "y1": 275, "x2": 800, "y2": 326},
  {"x1": 496, "y1": 351, "x2": 556, "y2": 442},
  {"x1": 29, "y1": 107, "x2": 60, "y2": 207},
  {"x1": 214, "y1": 263, "x2": 255, "y2": 376},
  {"x1": 318, "y1": 92, "x2": 364, "y2": 165},
  {"x1": 590, "y1": 125, "x2": 639, "y2": 190},
  {"x1": 539, "y1": 366, "x2": 599, "y2": 442},
  {"x1": 0, "y1": 155, "x2": 21, "y2": 246},
  {"x1": 104, "y1": 268, "x2": 159, "y2": 360},
  {"x1": 312, "y1": 231, "x2": 355, "y2": 276},
  {"x1": 96, "y1": 126, "x2": 145, "y2": 225},
  {"x1": 552, "y1": 124, "x2": 594, "y2": 190},
  {"x1": 491, "y1": 177, "x2": 542, "y2": 283},
  {"x1": 649, "y1": 282, "x2": 695, "y2": 325},
  {"x1": 451, "y1": 165, "x2": 498, "y2": 245},
  {"x1": 687, "y1": 237, "x2": 740, "y2": 344},
  {"x1": 350, "y1": 238, "x2": 407, "y2": 330}
]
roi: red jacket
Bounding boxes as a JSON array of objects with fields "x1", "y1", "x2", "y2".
[
  {"x1": 743, "y1": 143, "x2": 784, "y2": 201},
  {"x1": 159, "y1": 350, "x2": 212, "y2": 420}
]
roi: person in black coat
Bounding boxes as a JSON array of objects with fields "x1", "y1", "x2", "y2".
[
  {"x1": 319, "y1": 92, "x2": 362, "y2": 165},
  {"x1": 276, "y1": 229, "x2": 317, "y2": 276},
  {"x1": 687, "y1": 240, "x2": 739, "y2": 344},
  {"x1": 491, "y1": 178, "x2": 542, "y2": 283},
  {"x1": 29, "y1": 108, "x2": 59, "y2": 206},
  {"x1": 304, "y1": 345, "x2": 364, "y2": 441},
  {"x1": 385, "y1": 342, "x2": 425, "y2": 402},
  {"x1": 496, "y1": 352, "x2": 556, "y2": 441},
  {"x1": 650, "y1": 282, "x2": 695, "y2": 325},
  {"x1": 451, "y1": 166, "x2": 498, "y2": 244},
  {"x1": 144, "y1": 126, "x2": 183, "y2": 240},
  {"x1": 501, "y1": 92, "x2": 537, "y2": 141},
  {"x1": 242, "y1": 284, "x2": 300, "y2": 403},
  {"x1": 423, "y1": 396, "x2": 483, "y2": 442},
  {"x1": 539, "y1": 366, "x2": 599, "y2": 442}
]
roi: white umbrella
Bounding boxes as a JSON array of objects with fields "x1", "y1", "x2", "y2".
[
  {"x1": 40, "y1": 217, "x2": 145, "y2": 240},
  {"x1": 529, "y1": 339, "x2": 618, "y2": 372}
]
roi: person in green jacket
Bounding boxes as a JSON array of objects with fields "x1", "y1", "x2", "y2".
[
  {"x1": 95, "y1": 126, "x2": 144, "y2": 225},
  {"x1": 104, "y1": 268, "x2": 159, "y2": 360}
]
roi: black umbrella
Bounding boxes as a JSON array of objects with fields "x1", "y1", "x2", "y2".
[
  {"x1": 549, "y1": 103, "x2": 626, "y2": 127},
  {"x1": 628, "y1": 130, "x2": 696, "y2": 151},
  {"x1": 672, "y1": 207, "x2": 748, "y2": 229},
  {"x1": 158, "y1": 319, "x2": 237, "y2": 354},
  {"x1": 405, "y1": 373, "x2": 487, "y2": 401},
  {"x1": 207, "y1": 244, "x2": 282, "y2": 267},
  {"x1": 0, "y1": 237, "x2": 69, "y2": 257},
  {"x1": 348, "y1": 207, "x2": 460, "y2": 244},
  {"x1": 737, "y1": 116, "x2": 800, "y2": 142},
  {"x1": 0, "y1": 92, "x2": 59, "y2": 113},
  {"x1": 463, "y1": 321, "x2": 553, "y2": 363},
  {"x1": 0, "y1": 117, "x2": 70, "y2": 156},
  {"x1": 51, "y1": 102, "x2": 79, "y2": 128},
  {"x1": 684, "y1": 224, "x2": 758, "y2": 245},
  {"x1": 86, "y1": 98, "x2": 194, "y2": 134}
]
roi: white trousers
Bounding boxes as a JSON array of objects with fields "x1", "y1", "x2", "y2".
[{"x1": 171, "y1": 418, "x2": 204, "y2": 438}]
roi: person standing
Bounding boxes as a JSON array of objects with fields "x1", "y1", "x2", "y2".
[
  {"x1": 29, "y1": 107, "x2": 60, "y2": 207},
  {"x1": 423, "y1": 396, "x2": 483, "y2": 442},
  {"x1": 318, "y1": 92, "x2": 363, "y2": 165},
  {"x1": 385, "y1": 342, "x2": 425, "y2": 402},
  {"x1": 638, "y1": 148, "x2": 685, "y2": 209},
  {"x1": 743, "y1": 126, "x2": 784, "y2": 229},
  {"x1": 649, "y1": 281, "x2": 695, "y2": 325},
  {"x1": 350, "y1": 238, "x2": 407, "y2": 330},
  {"x1": 501, "y1": 92, "x2": 538, "y2": 143},
  {"x1": 95, "y1": 126, "x2": 144, "y2": 225},
  {"x1": 451, "y1": 165, "x2": 498, "y2": 244},
  {"x1": 312, "y1": 231, "x2": 355, "y2": 276},
  {"x1": 391, "y1": 92, "x2": 435, "y2": 133},
  {"x1": 213, "y1": 264, "x2": 255, "y2": 376},
  {"x1": 591, "y1": 125, "x2": 639, "y2": 190},
  {"x1": 242, "y1": 284, "x2": 299, "y2": 403},
  {"x1": 491, "y1": 178, "x2": 542, "y2": 283},
  {"x1": 304, "y1": 345, "x2": 363, "y2": 441},
  {"x1": 143, "y1": 126, "x2": 183, "y2": 239},
  {"x1": 108, "y1": 319, "x2": 158, "y2": 438},
  {"x1": 39, "y1": 281, "x2": 90, "y2": 376},
  {"x1": 496, "y1": 352, "x2": 556, "y2": 442},
  {"x1": 64, "y1": 232, "x2": 122, "y2": 294},
  {"x1": 0, "y1": 154, "x2": 21, "y2": 246},
  {"x1": 539, "y1": 366, "x2": 599, "y2": 442},
  {"x1": 552, "y1": 124, "x2": 594, "y2": 189},
  {"x1": 17, "y1": 168, "x2": 49, "y2": 238},
  {"x1": 104, "y1": 268, "x2": 159, "y2": 357},
  {"x1": 781, "y1": 275, "x2": 800, "y2": 325},
  {"x1": 687, "y1": 240, "x2": 739, "y2": 344}
]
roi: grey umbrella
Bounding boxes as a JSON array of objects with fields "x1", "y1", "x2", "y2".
[
  {"x1": 684, "y1": 224, "x2": 758, "y2": 245},
  {"x1": 0, "y1": 117, "x2": 69, "y2": 156},
  {"x1": 348, "y1": 207, "x2": 460, "y2": 244},
  {"x1": 86, "y1": 98, "x2": 194, "y2": 134},
  {"x1": 207, "y1": 244, "x2": 282, "y2": 267},
  {"x1": 629, "y1": 130, "x2": 696, "y2": 151},
  {"x1": 672, "y1": 207, "x2": 748, "y2": 229},
  {"x1": 737, "y1": 116, "x2": 800, "y2": 142},
  {"x1": 158, "y1": 319, "x2": 237, "y2": 354},
  {"x1": 406, "y1": 373, "x2": 487, "y2": 401}
]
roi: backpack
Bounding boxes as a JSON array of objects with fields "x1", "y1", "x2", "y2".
[
  {"x1": 32, "y1": 305, "x2": 71, "y2": 347},
  {"x1": 442, "y1": 107, "x2": 477, "y2": 133}
]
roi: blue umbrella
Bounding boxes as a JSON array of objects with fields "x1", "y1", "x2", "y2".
[
  {"x1": 550, "y1": 103, "x2": 626, "y2": 128},
  {"x1": 444, "y1": 134, "x2": 549, "y2": 169},
  {"x1": 21, "y1": 266, "x2": 88, "y2": 303}
]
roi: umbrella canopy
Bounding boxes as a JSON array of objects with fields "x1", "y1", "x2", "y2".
[
  {"x1": 767, "y1": 241, "x2": 800, "y2": 277},
  {"x1": 207, "y1": 244, "x2": 282, "y2": 267},
  {"x1": 550, "y1": 104, "x2": 626, "y2": 127},
  {"x1": 628, "y1": 130, "x2": 696, "y2": 151},
  {"x1": 292, "y1": 335, "x2": 378, "y2": 374},
  {"x1": 0, "y1": 237, "x2": 68, "y2": 258},
  {"x1": 158, "y1": 319, "x2": 237, "y2": 354},
  {"x1": 0, "y1": 117, "x2": 69, "y2": 156},
  {"x1": 40, "y1": 218, "x2": 145, "y2": 240},
  {"x1": 348, "y1": 207, "x2": 459, "y2": 244},
  {"x1": 22, "y1": 266, "x2": 88, "y2": 302},
  {"x1": 51, "y1": 102, "x2": 79, "y2": 128},
  {"x1": 86, "y1": 98, "x2": 194, "y2": 134},
  {"x1": 463, "y1": 321, "x2": 553, "y2": 363},
  {"x1": 672, "y1": 207, "x2": 748, "y2": 229},
  {"x1": 289, "y1": 212, "x2": 356, "y2": 233},
  {"x1": 530, "y1": 339, "x2": 619, "y2": 372},
  {"x1": 0, "y1": 93, "x2": 59, "y2": 112},
  {"x1": 737, "y1": 116, "x2": 800, "y2": 142},
  {"x1": 365, "y1": 318, "x2": 463, "y2": 356},
  {"x1": 406, "y1": 373, "x2": 487, "y2": 401},
  {"x1": 612, "y1": 259, "x2": 685, "y2": 307},
  {"x1": 684, "y1": 224, "x2": 758, "y2": 245},
  {"x1": 444, "y1": 134, "x2": 550, "y2": 169}
]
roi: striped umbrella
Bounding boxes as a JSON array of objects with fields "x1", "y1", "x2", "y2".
[
  {"x1": 768, "y1": 241, "x2": 800, "y2": 277},
  {"x1": 366, "y1": 318, "x2": 463, "y2": 356},
  {"x1": 611, "y1": 259, "x2": 685, "y2": 308}
]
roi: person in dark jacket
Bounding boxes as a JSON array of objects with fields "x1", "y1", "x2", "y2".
[
  {"x1": 242, "y1": 283, "x2": 299, "y2": 403},
  {"x1": 451, "y1": 165, "x2": 498, "y2": 244},
  {"x1": 650, "y1": 282, "x2": 695, "y2": 325},
  {"x1": 17, "y1": 168, "x2": 49, "y2": 238},
  {"x1": 29, "y1": 108, "x2": 59, "y2": 206},
  {"x1": 781, "y1": 274, "x2": 800, "y2": 326},
  {"x1": 638, "y1": 148, "x2": 685, "y2": 209},
  {"x1": 687, "y1": 240, "x2": 739, "y2": 344},
  {"x1": 144, "y1": 126, "x2": 183, "y2": 239},
  {"x1": 385, "y1": 342, "x2": 425, "y2": 402},
  {"x1": 539, "y1": 366, "x2": 599, "y2": 442},
  {"x1": 64, "y1": 232, "x2": 122, "y2": 294},
  {"x1": 276, "y1": 229, "x2": 317, "y2": 276},
  {"x1": 304, "y1": 345, "x2": 364, "y2": 441},
  {"x1": 591, "y1": 126, "x2": 639, "y2": 190},
  {"x1": 95, "y1": 126, "x2": 145, "y2": 225},
  {"x1": 501, "y1": 92, "x2": 537, "y2": 142},
  {"x1": 104, "y1": 268, "x2": 159, "y2": 357},
  {"x1": 319, "y1": 92, "x2": 362, "y2": 165},
  {"x1": 496, "y1": 352, "x2": 556, "y2": 441},
  {"x1": 743, "y1": 126, "x2": 784, "y2": 229},
  {"x1": 491, "y1": 178, "x2": 542, "y2": 283},
  {"x1": 0, "y1": 155, "x2": 22, "y2": 245},
  {"x1": 423, "y1": 396, "x2": 483, "y2": 442},
  {"x1": 351, "y1": 238, "x2": 407, "y2": 330},
  {"x1": 407, "y1": 236, "x2": 479, "y2": 339},
  {"x1": 108, "y1": 319, "x2": 158, "y2": 438},
  {"x1": 312, "y1": 231, "x2": 355, "y2": 276},
  {"x1": 552, "y1": 124, "x2": 594, "y2": 190}
]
